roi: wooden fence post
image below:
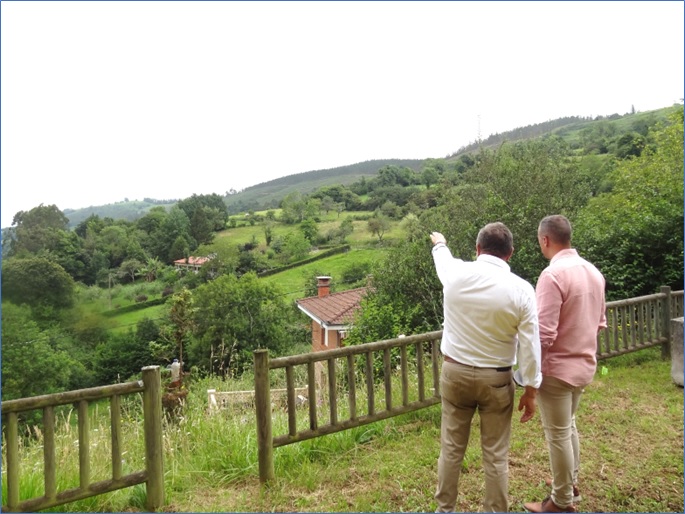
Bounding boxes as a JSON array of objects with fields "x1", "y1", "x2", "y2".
[
  {"x1": 6, "y1": 411, "x2": 19, "y2": 511},
  {"x1": 661, "y1": 286, "x2": 672, "y2": 359},
  {"x1": 142, "y1": 366, "x2": 164, "y2": 511},
  {"x1": 254, "y1": 349, "x2": 275, "y2": 483}
]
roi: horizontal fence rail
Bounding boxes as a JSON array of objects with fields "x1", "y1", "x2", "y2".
[
  {"x1": 1, "y1": 366, "x2": 163, "y2": 513},
  {"x1": 597, "y1": 287, "x2": 684, "y2": 360},
  {"x1": 254, "y1": 331, "x2": 443, "y2": 482}
]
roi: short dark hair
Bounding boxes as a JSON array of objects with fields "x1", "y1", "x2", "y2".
[
  {"x1": 476, "y1": 222, "x2": 513, "y2": 259},
  {"x1": 539, "y1": 215, "x2": 572, "y2": 245}
]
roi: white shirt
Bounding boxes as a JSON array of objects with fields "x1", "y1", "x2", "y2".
[{"x1": 432, "y1": 243, "x2": 542, "y2": 388}]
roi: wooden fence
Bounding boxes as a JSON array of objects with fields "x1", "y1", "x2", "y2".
[
  {"x1": 254, "y1": 286, "x2": 684, "y2": 483},
  {"x1": 254, "y1": 331, "x2": 443, "y2": 482},
  {"x1": 598, "y1": 286, "x2": 684, "y2": 359},
  {"x1": 1, "y1": 366, "x2": 164, "y2": 513}
]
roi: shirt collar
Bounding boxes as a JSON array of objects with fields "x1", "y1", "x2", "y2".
[
  {"x1": 476, "y1": 253, "x2": 510, "y2": 272},
  {"x1": 550, "y1": 248, "x2": 579, "y2": 264}
]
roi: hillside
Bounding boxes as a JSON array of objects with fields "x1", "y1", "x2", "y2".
[
  {"x1": 63, "y1": 199, "x2": 179, "y2": 228},
  {"x1": 54, "y1": 104, "x2": 680, "y2": 225},
  {"x1": 222, "y1": 158, "x2": 425, "y2": 213}
]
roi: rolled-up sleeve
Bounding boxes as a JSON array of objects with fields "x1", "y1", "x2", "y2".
[
  {"x1": 431, "y1": 243, "x2": 461, "y2": 286},
  {"x1": 517, "y1": 288, "x2": 542, "y2": 388},
  {"x1": 535, "y1": 270, "x2": 562, "y2": 349}
]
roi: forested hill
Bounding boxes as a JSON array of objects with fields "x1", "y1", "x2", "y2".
[
  {"x1": 38, "y1": 104, "x2": 679, "y2": 227},
  {"x1": 223, "y1": 158, "x2": 424, "y2": 214}
]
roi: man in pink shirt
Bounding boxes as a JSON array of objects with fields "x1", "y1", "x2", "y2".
[{"x1": 524, "y1": 215, "x2": 606, "y2": 514}]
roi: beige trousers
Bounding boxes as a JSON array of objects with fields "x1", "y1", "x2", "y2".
[
  {"x1": 435, "y1": 361, "x2": 514, "y2": 513},
  {"x1": 537, "y1": 376, "x2": 584, "y2": 509}
]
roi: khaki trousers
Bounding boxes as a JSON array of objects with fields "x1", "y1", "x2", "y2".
[
  {"x1": 435, "y1": 361, "x2": 514, "y2": 513},
  {"x1": 537, "y1": 376, "x2": 584, "y2": 509}
]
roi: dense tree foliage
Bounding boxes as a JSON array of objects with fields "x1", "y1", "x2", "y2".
[
  {"x1": 1, "y1": 304, "x2": 89, "y2": 405},
  {"x1": 188, "y1": 273, "x2": 295, "y2": 376},
  {"x1": 574, "y1": 108, "x2": 684, "y2": 299},
  {"x1": 2, "y1": 257, "x2": 76, "y2": 312}
]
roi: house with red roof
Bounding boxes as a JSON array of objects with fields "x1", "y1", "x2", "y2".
[
  {"x1": 296, "y1": 276, "x2": 367, "y2": 352},
  {"x1": 173, "y1": 255, "x2": 212, "y2": 273}
]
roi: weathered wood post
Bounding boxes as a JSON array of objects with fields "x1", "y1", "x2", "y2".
[
  {"x1": 142, "y1": 366, "x2": 164, "y2": 510},
  {"x1": 671, "y1": 317, "x2": 684, "y2": 386},
  {"x1": 661, "y1": 286, "x2": 673, "y2": 359},
  {"x1": 254, "y1": 349, "x2": 275, "y2": 483},
  {"x1": 6, "y1": 411, "x2": 19, "y2": 511}
]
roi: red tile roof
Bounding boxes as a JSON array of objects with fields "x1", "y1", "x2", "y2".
[
  {"x1": 174, "y1": 256, "x2": 211, "y2": 266},
  {"x1": 296, "y1": 287, "x2": 368, "y2": 326}
]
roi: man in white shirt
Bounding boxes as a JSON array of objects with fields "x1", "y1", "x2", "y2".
[{"x1": 431, "y1": 223, "x2": 542, "y2": 512}]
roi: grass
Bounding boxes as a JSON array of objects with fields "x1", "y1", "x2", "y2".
[
  {"x1": 261, "y1": 246, "x2": 386, "y2": 301},
  {"x1": 3, "y1": 347, "x2": 683, "y2": 512}
]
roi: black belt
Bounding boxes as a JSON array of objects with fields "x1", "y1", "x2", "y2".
[{"x1": 444, "y1": 354, "x2": 512, "y2": 372}]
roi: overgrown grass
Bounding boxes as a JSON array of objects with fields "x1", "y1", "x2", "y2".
[{"x1": 3, "y1": 347, "x2": 682, "y2": 512}]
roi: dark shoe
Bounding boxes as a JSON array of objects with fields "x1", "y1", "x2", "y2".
[
  {"x1": 544, "y1": 478, "x2": 582, "y2": 503},
  {"x1": 524, "y1": 496, "x2": 577, "y2": 513}
]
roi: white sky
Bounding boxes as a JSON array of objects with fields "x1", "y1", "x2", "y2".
[{"x1": 2, "y1": 1, "x2": 683, "y2": 228}]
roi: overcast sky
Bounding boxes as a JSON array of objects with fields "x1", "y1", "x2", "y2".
[{"x1": 2, "y1": 1, "x2": 683, "y2": 228}]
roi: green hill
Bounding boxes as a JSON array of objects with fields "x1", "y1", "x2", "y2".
[
  {"x1": 56, "y1": 104, "x2": 681, "y2": 226},
  {"x1": 223, "y1": 158, "x2": 425, "y2": 214},
  {"x1": 63, "y1": 199, "x2": 178, "y2": 228}
]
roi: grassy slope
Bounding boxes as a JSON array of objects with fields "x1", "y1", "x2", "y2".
[
  {"x1": 166, "y1": 349, "x2": 685, "y2": 513},
  {"x1": 35, "y1": 347, "x2": 681, "y2": 512}
]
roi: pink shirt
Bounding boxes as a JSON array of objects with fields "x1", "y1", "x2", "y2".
[{"x1": 536, "y1": 248, "x2": 607, "y2": 387}]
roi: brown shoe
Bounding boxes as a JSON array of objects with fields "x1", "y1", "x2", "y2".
[
  {"x1": 524, "y1": 496, "x2": 577, "y2": 513},
  {"x1": 544, "y1": 478, "x2": 582, "y2": 503}
]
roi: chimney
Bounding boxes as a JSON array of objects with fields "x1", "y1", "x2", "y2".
[{"x1": 317, "y1": 276, "x2": 332, "y2": 298}]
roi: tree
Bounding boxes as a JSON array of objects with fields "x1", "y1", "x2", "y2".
[
  {"x1": 280, "y1": 192, "x2": 308, "y2": 224},
  {"x1": 169, "y1": 235, "x2": 190, "y2": 263},
  {"x1": 367, "y1": 212, "x2": 391, "y2": 243},
  {"x1": 1, "y1": 303, "x2": 82, "y2": 406},
  {"x1": 9, "y1": 204, "x2": 69, "y2": 256},
  {"x1": 94, "y1": 318, "x2": 157, "y2": 384},
  {"x1": 189, "y1": 272, "x2": 292, "y2": 376},
  {"x1": 2, "y1": 257, "x2": 76, "y2": 311},
  {"x1": 263, "y1": 220, "x2": 275, "y2": 246},
  {"x1": 380, "y1": 200, "x2": 402, "y2": 220},
  {"x1": 282, "y1": 231, "x2": 310, "y2": 262},
  {"x1": 190, "y1": 207, "x2": 215, "y2": 246},
  {"x1": 574, "y1": 107, "x2": 684, "y2": 299},
  {"x1": 299, "y1": 218, "x2": 319, "y2": 243},
  {"x1": 176, "y1": 193, "x2": 229, "y2": 231},
  {"x1": 421, "y1": 166, "x2": 440, "y2": 189},
  {"x1": 163, "y1": 288, "x2": 196, "y2": 372},
  {"x1": 119, "y1": 258, "x2": 143, "y2": 283},
  {"x1": 321, "y1": 195, "x2": 336, "y2": 214},
  {"x1": 141, "y1": 256, "x2": 165, "y2": 282},
  {"x1": 337, "y1": 218, "x2": 354, "y2": 243}
]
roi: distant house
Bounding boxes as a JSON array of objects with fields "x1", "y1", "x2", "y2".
[
  {"x1": 173, "y1": 255, "x2": 211, "y2": 273},
  {"x1": 296, "y1": 276, "x2": 367, "y2": 352}
]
